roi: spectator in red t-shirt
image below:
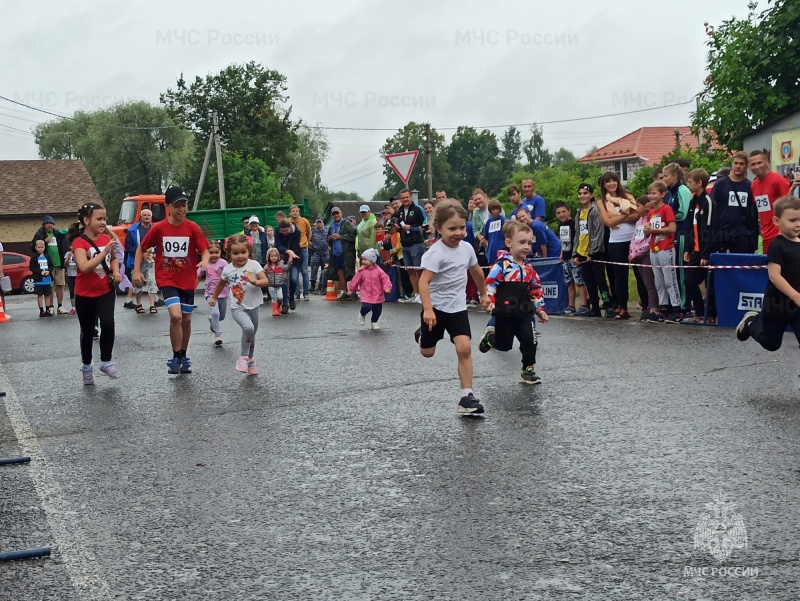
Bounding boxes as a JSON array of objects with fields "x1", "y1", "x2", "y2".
[
  {"x1": 68, "y1": 202, "x2": 123, "y2": 385},
  {"x1": 133, "y1": 186, "x2": 210, "y2": 375},
  {"x1": 749, "y1": 150, "x2": 791, "y2": 253},
  {"x1": 644, "y1": 181, "x2": 682, "y2": 323}
]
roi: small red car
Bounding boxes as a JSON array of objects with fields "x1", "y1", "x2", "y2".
[{"x1": 1, "y1": 251, "x2": 35, "y2": 294}]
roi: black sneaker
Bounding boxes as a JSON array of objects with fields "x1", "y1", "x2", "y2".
[
  {"x1": 289, "y1": 298, "x2": 296, "y2": 310},
  {"x1": 478, "y1": 326, "x2": 494, "y2": 353},
  {"x1": 414, "y1": 327, "x2": 421, "y2": 345},
  {"x1": 123, "y1": 301, "x2": 136, "y2": 310},
  {"x1": 520, "y1": 366, "x2": 542, "y2": 385},
  {"x1": 155, "y1": 299, "x2": 165, "y2": 307},
  {"x1": 736, "y1": 311, "x2": 759, "y2": 341},
  {"x1": 457, "y1": 393, "x2": 484, "y2": 415},
  {"x1": 648, "y1": 312, "x2": 666, "y2": 323},
  {"x1": 581, "y1": 308, "x2": 601, "y2": 318},
  {"x1": 281, "y1": 305, "x2": 289, "y2": 314},
  {"x1": 664, "y1": 313, "x2": 683, "y2": 324}
]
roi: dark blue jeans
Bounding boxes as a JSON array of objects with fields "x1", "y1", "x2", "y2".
[{"x1": 360, "y1": 302, "x2": 383, "y2": 322}]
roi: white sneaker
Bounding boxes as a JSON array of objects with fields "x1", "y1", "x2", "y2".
[
  {"x1": 413, "y1": 294, "x2": 422, "y2": 304},
  {"x1": 358, "y1": 314, "x2": 366, "y2": 326},
  {"x1": 302, "y1": 294, "x2": 309, "y2": 301},
  {"x1": 371, "y1": 322, "x2": 381, "y2": 330}
]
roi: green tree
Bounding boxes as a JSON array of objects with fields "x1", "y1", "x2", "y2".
[
  {"x1": 447, "y1": 126, "x2": 500, "y2": 201},
  {"x1": 693, "y1": 0, "x2": 800, "y2": 148},
  {"x1": 161, "y1": 61, "x2": 299, "y2": 171},
  {"x1": 551, "y1": 147, "x2": 577, "y2": 167},
  {"x1": 522, "y1": 124, "x2": 552, "y2": 171},
  {"x1": 198, "y1": 152, "x2": 289, "y2": 209},
  {"x1": 277, "y1": 125, "x2": 329, "y2": 205},
  {"x1": 476, "y1": 160, "x2": 508, "y2": 197},
  {"x1": 34, "y1": 101, "x2": 193, "y2": 220},
  {"x1": 375, "y1": 122, "x2": 453, "y2": 199},
  {"x1": 499, "y1": 126, "x2": 522, "y2": 172}
]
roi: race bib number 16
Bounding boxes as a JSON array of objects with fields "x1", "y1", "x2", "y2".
[{"x1": 163, "y1": 236, "x2": 189, "y2": 258}]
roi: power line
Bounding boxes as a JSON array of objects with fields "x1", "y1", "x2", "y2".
[
  {"x1": 0, "y1": 95, "x2": 184, "y2": 131},
  {"x1": 306, "y1": 98, "x2": 696, "y2": 132},
  {"x1": 325, "y1": 163, "x2": 382, "y2": 188},
  {"x1": 326, "y1": 168, "x2": 383, "y2": 189},
  {"x1": 0, "y1": 122, "x2": 34, "y2": 136}
]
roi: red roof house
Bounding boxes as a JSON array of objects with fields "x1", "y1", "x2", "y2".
[{"x1": 578, "y1": 127, "x2": 705, "y2": 182}]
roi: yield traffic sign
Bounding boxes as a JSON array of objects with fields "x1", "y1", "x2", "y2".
[{"x1": 385, "y1": 151, "x2": 419, "y2": 184}]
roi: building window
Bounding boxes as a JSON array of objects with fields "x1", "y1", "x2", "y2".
[{"x1": 613, "y1": 161, "x2": 629, "y2": 182}]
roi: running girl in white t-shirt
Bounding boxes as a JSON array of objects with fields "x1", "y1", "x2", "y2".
[
  {"x1": 414, "y1": 200, "x2": 491, "y2": 415},
  {"x1": 209, "y1": 235, "x2": 268, "y2": 376}
]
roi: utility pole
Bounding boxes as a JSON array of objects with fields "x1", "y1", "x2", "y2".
[
  {"x1": 696, "y1": 96, "x2": 704, "y2": 151},
  {"x1": 193, "y1": 131, "x2": 214, "y2": 211},
  {"x1": 213, "y1": 111, "x2": 226, "y2": 209},
  {"x1": 425, "y1": 123, "x2": 433, "y2": 203}
]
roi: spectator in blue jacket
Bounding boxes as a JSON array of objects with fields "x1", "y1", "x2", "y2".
[{"x1": 123, "y1": 209, "x2": 153, "y2": 309}]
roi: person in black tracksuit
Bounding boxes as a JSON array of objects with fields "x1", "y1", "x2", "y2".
[{"x1": 684, "y1": 169, "x2": 719, "y2": 321}]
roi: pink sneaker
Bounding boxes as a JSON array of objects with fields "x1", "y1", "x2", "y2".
[
  {"x1": 247, "y1": 359, "x2": 259, "y2": 376},
  {"x1": 235, "y1": 356, "x2": 249, "y2": 373},
  {"x1": 68, "y1": 308, "x2": 76, "y2": 315}
]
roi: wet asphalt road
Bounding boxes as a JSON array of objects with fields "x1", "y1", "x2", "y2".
[{"x1": 1, "y1": 291, "x2": 799, "y2": 600}]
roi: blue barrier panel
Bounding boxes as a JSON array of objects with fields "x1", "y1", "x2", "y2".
[
  {"x1": 710, "y1": 253, "x2": 768, "y2": 328},
  {"x1": 381, "y1": 265, "x2": 400, "y2": 302},
  {"x1": 529, "y1": 257, "x2": 568, "y2": 314}
]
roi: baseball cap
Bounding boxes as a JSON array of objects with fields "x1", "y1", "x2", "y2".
[
  {"x1": 359, "y1": 204, "x2": 370, "y2": 213},
  {"x1": 331, "y1": 207, "x2": 341, "y2": 214},
  {"x1": 248, "y1": 215, "x2": 259, "y2": 224},
  {"x1": 578, "y1": 183, "x2": 594, "y2": 193},
  {"x1": 165, "y1": 186, "x2": 190, "y2": 205},
  {"x1": 42, "y1": 215, "x2": 55, "y2": 225},
  {"x1": 315, "y1": 216, "x2": 324, "y2": 222},
  {"x1": 390, "y1": 195, "x2": 399, "y2": 201},
  {"x1": 361, "y1": 248, "x2": 379, "y2": 264}
]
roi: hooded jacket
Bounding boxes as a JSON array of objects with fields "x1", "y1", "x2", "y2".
[
  {"x1": 356, "y1": 213, "x2": 377, "y2": 253},
  {"x1": 347, "y1": 263, "x2": 391, "y2": 304}
]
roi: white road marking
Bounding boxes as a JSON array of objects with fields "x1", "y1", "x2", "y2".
[{"x1": 0, "y1": 367, "x2": 111, "y2": 600}]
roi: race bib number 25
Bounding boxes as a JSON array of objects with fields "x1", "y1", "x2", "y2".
[
  {"x1": 755, "y1": 195, "x2": 771, "y2": 213},
  {"x1": 163, "y1": 236, "x2": 189, "y2": 258}
]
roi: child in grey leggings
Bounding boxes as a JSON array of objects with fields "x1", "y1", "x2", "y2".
[{"x1": 210, "y1": 235, "x2": 269, "y2": 376}]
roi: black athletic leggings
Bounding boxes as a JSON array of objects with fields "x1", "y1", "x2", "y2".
[
  {"x1": 76, "y1": 291, "x2": 115, "y2": 364},
  {"x1": 607, "y1": 241, "x2": 631, "y2": 310}
]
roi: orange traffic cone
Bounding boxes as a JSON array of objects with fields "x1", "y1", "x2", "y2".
[
  {"x1": 272, "y1": 301, "x2": 281, "y2": 317},
  {"x1": 324, "y1": 280, "x2": 337, "y2": 301},
  {"x1": 0, "y1": 295, "x2": 8, "y2": 323}
]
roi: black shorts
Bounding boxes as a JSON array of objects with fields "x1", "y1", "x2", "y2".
[
  {"x1": 419, "y1": 308, "x2": 471, "y2": 349},
  {"x1": 35, "y1": 284, "x2": 52, "y2": 297},
  {"x1": 161, "y1": 286, "x2": 195, "y2": 314}
]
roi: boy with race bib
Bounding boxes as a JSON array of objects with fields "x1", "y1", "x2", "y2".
[{"x1": 133, "y1": 186, "x2": 210, "y2": 374}]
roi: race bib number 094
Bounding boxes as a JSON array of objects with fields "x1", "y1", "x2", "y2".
[{"x1": 163, "y1": 236, "x2": 189, "y2": 258}]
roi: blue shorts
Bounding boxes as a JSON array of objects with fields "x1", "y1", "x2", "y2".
[
  {"x1": 403, "y1": 243, "x2": 426, "y2": 267},
  {"x1": 161, "y1": 286, "x2": 195, "y2": 314},
  {"x1": 332, "y1": 254, "x2": 344, "y2": 270}
]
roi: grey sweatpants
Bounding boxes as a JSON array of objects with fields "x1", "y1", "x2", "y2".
[
  {"x1": 209, "y1": 296, "x2": 227, "y2": 336},
  {"x1": 231, "y1": 306, "x2": 260, "y2": 358},
  {"x1": 650, "y1": 248, "x2": 681, "y2": 309}
]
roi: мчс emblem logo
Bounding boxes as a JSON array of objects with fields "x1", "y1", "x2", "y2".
[{"x1": 694, "y1": 493, "x2": 748, "y2": 562}]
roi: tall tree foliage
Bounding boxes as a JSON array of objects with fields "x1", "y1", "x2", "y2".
[
  {"x1": 160, "y1": 61, "x2": 299, "y2": 172},
  {"x1": 693, "y1": 0, "x2": 800, "y2": 148},
  {"x1": 447, "y1": 127, "x2": 500, "y2": 201},
  {"x1": 522, "y1": 124, "x2": 552, "y2": 171},
  {"x1": 34, "y1": 101, "x2": 193, "y2": 220}
]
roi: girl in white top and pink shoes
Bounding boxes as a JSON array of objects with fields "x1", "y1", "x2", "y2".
[
  {"x1": 209, "y1": 235, "x2": 268, "y2": 376},
  {"x1": 348, "y1": 248, "x2": 391, "y2": 330}
]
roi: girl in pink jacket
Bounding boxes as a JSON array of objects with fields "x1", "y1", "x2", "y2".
[{"x1": 348, "y1": 248, "x2": 392, "y2": 330}]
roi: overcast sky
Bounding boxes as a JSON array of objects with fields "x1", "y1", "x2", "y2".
[{"x1": 2, "y1": 0, "x2": 756, "y2": 200}]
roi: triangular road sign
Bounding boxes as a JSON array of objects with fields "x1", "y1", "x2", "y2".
[{"x1": 385, "y1": 151, "x2": 419, "y2": 184}]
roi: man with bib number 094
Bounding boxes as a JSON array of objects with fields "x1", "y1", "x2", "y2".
[{"x1": 133, "y1": 186, "x2": 210, "y2": 375}]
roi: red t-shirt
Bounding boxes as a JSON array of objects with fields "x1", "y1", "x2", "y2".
[
  {"x1": 140, "y1": 219, "x2": 209, "y2": 290},
  {"x1": 751, "y1": 171, "x2": 790, "y2": 242},
  {"x1": 72, "y1": 234, "x2": 113, "y2": 298},
  {"x1": 646, "y1": 204, "x2": 676, "y2": 252}
]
